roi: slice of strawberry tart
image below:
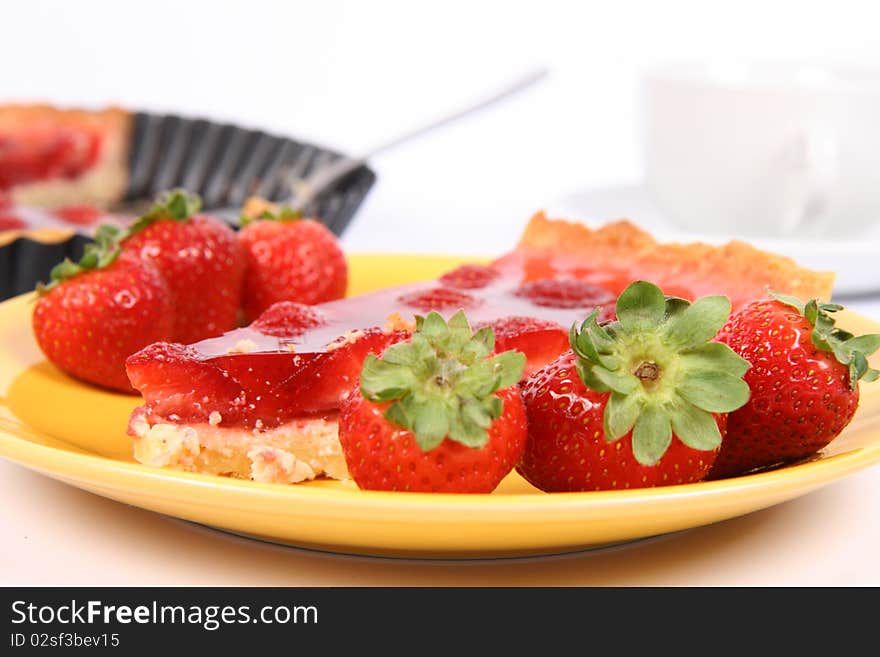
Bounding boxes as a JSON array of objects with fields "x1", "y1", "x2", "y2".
[
  {"x1": 125, "y1": 213, "x2": 835, "y2": 485},
  {"x1": 0, "y1": 104, "x2": 130, "y2": 208}
]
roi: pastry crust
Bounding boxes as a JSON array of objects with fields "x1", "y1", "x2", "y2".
[
  {"x1": 511, "y1": 212, "x2": 836, "y2": 304},
  {"x1": 0, "y1": 226, "x2": 75, "y2": 248},
  {"x1": 0, "y1": 103, "x2": 129, "y2": 131},
  {"x1": 0, "y1": 104, "x2": 131, "y2": 208},
  {"x1": 128, "y1": 407, "x2": 347, "y2": 484}
]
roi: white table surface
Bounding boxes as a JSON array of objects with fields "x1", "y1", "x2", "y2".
[{"x1": 3, "y1": 0, "x2": 880, "y2": 586}]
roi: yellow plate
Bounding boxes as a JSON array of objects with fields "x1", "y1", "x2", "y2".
[{"x1": 2, "y1": 254, "x2": 880, "y2": 558}]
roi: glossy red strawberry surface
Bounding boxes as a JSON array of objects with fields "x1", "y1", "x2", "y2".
[
  {"x1": 33, "y1": 253, "x2": 174, "y2": 393},
  {"x1": 517, "y1": 351, "x2": 726, "y2": 491},
  {"x1": 126, "y1": 322, "x2": 410, "y2": 429},
  {"x1": 123, "y1": 214, "x2": 245, "y2": 344},
  {"x1": 239, "y1": 218, "x2": 347, "y2": 322},
  {"x1": 709, "y1": 299, "x2": 860, "y2": 479},
  {"x1": 339, "y1": 386, "x2": 527, "y2": 493},
  {"x1": 126, "y1": 342, "x2": 250, "y2": 421}
]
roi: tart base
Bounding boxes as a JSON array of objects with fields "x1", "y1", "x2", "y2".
[{"x1": 128, "y1": 409, "x2": 348, "y2": 484}]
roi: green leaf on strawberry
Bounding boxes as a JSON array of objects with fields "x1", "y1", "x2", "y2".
[
  {"x1": 359, "y1": 310, "x2": 526, "y2": 451},
  {"x1": 36, "y1": 189, "x2": 206, "y2": 294},
  {"x1": 239, "y1": 206, "x2": 303, "y2": 227},
  {"x1": 571, "y1": 280, "x2": 751, "y2": 465},
  {"x1": 769, "y1": 289, "x2": 880, "y2": 390},
  {"x1": 128, "y1": 188, "x2": 202, "y2": 235},
  {"x1": 37, "y1": 223, "x2": 125, "y2": 294}
]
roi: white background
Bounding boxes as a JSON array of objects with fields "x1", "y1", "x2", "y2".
[
  {"x1": 2, "y1": 0, "x2": 879, "y2": 585},
  {"x1": 4, "y1": 0, "x2": 880, "y2": 259}
]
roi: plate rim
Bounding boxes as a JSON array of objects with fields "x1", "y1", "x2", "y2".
[
  {"x1": 1, "y1": 422, "x2": 880, "y2": 513},
  {"x1": 3, "y1": 254, "x2": 880, "y2": 555}
]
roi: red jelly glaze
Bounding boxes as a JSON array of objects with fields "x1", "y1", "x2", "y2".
[
  {"x1": 397, "y1": 287, "x2": 481, "y2": 311},
  {"x1": 250, "y1": 301, "x2": 326, "y2": 337},
  {"x1": 438, "y1": 264, "x2": 500, "y2": 289},
  {"x1": 126, "y1": 343, "x2": 249, "y2": 424},
  {"x1": 493, "y1": 249, "x2": 698, "y2": 304},
  {"x1": 514, "y1": 278, "x2": 616, "y2": 309},
  {"x1": 0, "y1": 126, "x2": 102, "y2": 189},
  {"x1": 0, "y1": 214, "x2": 26, "y2": 230},
  {"x1": 53, "y1": 204, "x2": 103, "y2": 226},
  {"x1": 126, "y1": 261, "x2": 624, "y2": 430}
]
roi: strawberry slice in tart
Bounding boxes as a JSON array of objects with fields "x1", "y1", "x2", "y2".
[
  {"x1": 125, "y1": 275, "x2": 603, "y2": 484},
  {"x1": 124, "y1": 213, "x2": 835, "y2": 486},
  {"x1": 0, "y1": 202, "x2": 123, "y2": 236},
  {"x1": 0, "y1": 104, "x2": 130, "y2": 208}
]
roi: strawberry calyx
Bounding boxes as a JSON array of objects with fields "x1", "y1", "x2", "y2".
[
  {"x1": 239, "y1": 207, "x2": 301, "y2": 227},
  {"x1": 126, "y1": 188, "x2": 202, "y2": 236},
  {"x1": 769, "y1": 290, "x2": 880, "y2": 390},
  {"x1": 239, "y1": 196, "x2": 303, "y2": 227},
  {"x1": 239, "y1": 206, "x2": 302, "y2": 227},
  {"x1": 570, "y1": 281, "x2": 750, "y2": 465},
  {"x1": 35, "y1": 189, "x2": 201, "y2": 293},
  {"x1": 37, "y1": 224, "x2": 124, "y2": 294},
  {"x1": 359, "y1": 310, "x2": 526, "y2": 451}
]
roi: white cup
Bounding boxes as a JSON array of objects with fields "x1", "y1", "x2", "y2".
[{"x1": 641, "y1": 61, "x2": 880, "y2": 238}]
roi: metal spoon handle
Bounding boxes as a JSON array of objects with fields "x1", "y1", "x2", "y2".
[
  {"x1": 364, "y1": 67, "x2": 549, "y2": 157},
  {"x1": 288, "y1": 67, "x2": 549, "y2": 211}
]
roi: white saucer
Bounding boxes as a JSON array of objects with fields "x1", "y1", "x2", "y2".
[{"x1": 550, "y1": 183, "x2": 880, "y2": 298}]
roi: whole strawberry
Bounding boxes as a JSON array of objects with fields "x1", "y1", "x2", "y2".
[
  {"x1": 33, "y1": 231, "x2": 174, "y2": 393},
  {"x1": 122, "y1": 190, "x2": 245, "y2": 343},
  {"x1": 517, "y1": 281, "x2": 750, "y2": 491},
  {"x1": 238, "y1": 200, "x2": 347, "y2": 323},
  {"x1": 708, "y1": 292, "x2": 880, "y2": 479},
  {"x1": 338, "y1": 310, "x2": 527, "y2": 493}
]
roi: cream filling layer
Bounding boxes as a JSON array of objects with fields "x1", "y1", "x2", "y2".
[{"x1": 130, "y1": 414, "x2": 348, "y2": 484}]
